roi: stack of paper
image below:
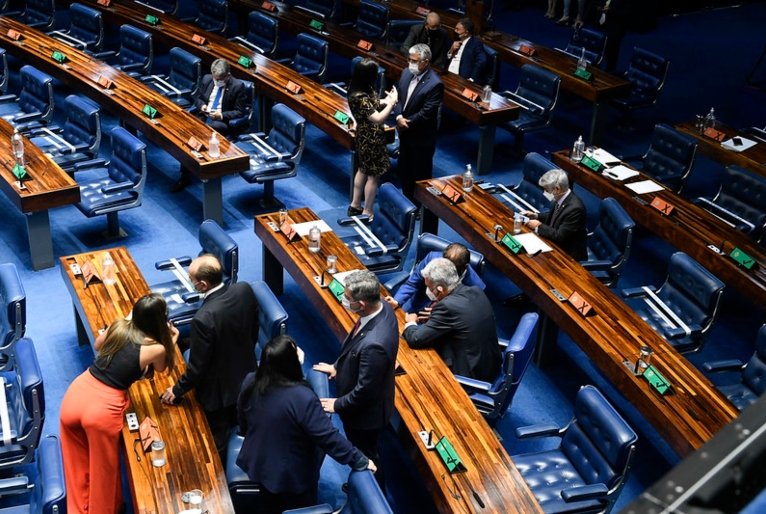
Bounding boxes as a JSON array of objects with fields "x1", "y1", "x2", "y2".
[
  {"x1": 626, "y1": 180, "x2": 665, "y2": 195},
  {"x1": 514, "y1": 233, "x2": 553, "y2": 254},
  {"x1": 721, "y1": 137, "x2": 757, "y2": 153},
  {"x1": 291, "y1": 220, "x2": 333, "y2": 236},
  {"x1": 592, "y1": 148, "x2": 620, "y2": 166},
  {"x1": 603, "y1": 165, "x2": 639, "y2": 181}
]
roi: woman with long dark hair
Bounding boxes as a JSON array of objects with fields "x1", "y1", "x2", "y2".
[
  {"x1": 60, "y1": 293, "x2": 178, "y2": 514},
  {"x1": 236, "y1": 335, "x2": 376, "y2": 513},
  {"x1": 347, "y1": 58, "x2": 398, "y2": 220}
]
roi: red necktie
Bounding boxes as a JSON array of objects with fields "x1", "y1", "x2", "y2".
[{"x1": 351, "y1": 319, "x2": 362, "y2": 338}]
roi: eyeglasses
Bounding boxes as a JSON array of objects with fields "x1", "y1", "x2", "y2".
[{"x1": 408, "y1": 58, "x2": 423, "y2": 64}]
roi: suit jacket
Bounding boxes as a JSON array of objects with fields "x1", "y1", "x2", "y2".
[
  {"x1": 193, "y1": 74, "x2": 247, "y2": 132},
  {"x1": 449, "y1": 36, "x2": 487, "y2": 85},
  {"x1": 394, "y1": 67, "x2": 444, "y2": 149},
  {"x1": 583, "y1": 0, "x2": 629, "y2": 39},
  {"x1": 400, "y1": 24, "x2": 448, "y2": 68},
  {"x1": 334, "y1": 302, "x2": 399, "y2": 431},
  {"x1": 402, "y1": 283, "x2": 501, "y2": 382},
  {"x1": 537, "y1": 190, "x2": 588, "y2": 262},
  {"x1": 173, "y1": 282, "x2": 259, "y2": 412}
]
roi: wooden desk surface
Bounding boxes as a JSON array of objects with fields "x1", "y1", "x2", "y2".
[
  {"x1": 0, "y1": 16, "x2": 248, "y2": 180},
  {"x1": 551, "y1": 149, "x2": 766, "y2": 310},
  {"x1": 675, "y1": 120, "x2": 766, "y2": 180},
  {"x1": 59, "y1": 247, "x2": 235, "y2": 514},
  {"x1": 415, "y1": 177, "x2": 737, "y2": 457},
  {"x1": 254, "y1": 208, "x2": 542, "y2": 514}
]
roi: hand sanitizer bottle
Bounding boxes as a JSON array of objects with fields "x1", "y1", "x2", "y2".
[
  {"x1": 208, "y1": 132, "x2": 220, "y2": 158},
  {"x1": 462, "y1": 164, "x2": 474, "y2": 192},
  {"x1": 572, "y1": 135, "x2": 585, "y2": 163}
]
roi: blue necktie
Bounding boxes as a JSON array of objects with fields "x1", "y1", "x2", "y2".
[{"x1": 206, "y1": 86, "x2": 223, "y2": 124}]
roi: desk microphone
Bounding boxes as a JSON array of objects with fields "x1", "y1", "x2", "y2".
[
  {"x1": 493, "y1": 224, "x2": 503, "y2": 242},
  {"x1": 82, "y1": 273, "x2": 88, "y2": 290},
  {"x1": 319, "y1": 269, "x2": 330, "y2": 287}
]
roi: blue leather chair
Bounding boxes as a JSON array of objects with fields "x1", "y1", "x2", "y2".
[
  {"x1": 693, "y1": 165, "x2": 766, "y2": 243},
  {"x1": 283, "y1": 470, "x2": 393, "y2": 513},
  {"x1": 6, "y1": 0, "x2": 55, "y2": 31},
  {"x1": 73, "y1": 126, "x2": 147, "y2": 239},
  {"x1": 0, "y1": 66, "x2": 55, "y2": 130},
  {"x1": 0, "y1": 49, "x2": 7, "y2": 95},
  {"x1": 186, "y1": 0, "x2": 228, "y2": 35},
  {"x1": 0, "y1": 338, "x2": 44, "y2": 469},
  {"x1": 622, "y1": 252, "x2": 725, "y2": 354},
  {"x1": 48, "y1": 2, "x2": 104, "y2": 52},
  {"x1": 564, "y1": 26, "x2": 607, "y2": 68},
  {"x1": 28, "y1": 94, "x2": 102, "y2": 174},
  {"x1": 138, "y1": 0, "x2": 179, "y2": 15},
  {"x1": 141, "y1": 47, "x2": 201, "y2": 108},
  {"x1": 386, "y1": 18, "x2": 419, "y2": 47},
  {"x1": 513, "y1": 385, "x2": 638, "y2": 514},
  {"x1": 342, "y1": 0, "x2": 388, "y2": 39},
  {"x1": 0, "y1": 435, "x2": 66, "y2": 514},
  {"x1": 484, "y1": 45, "x2": 500, "y2": 90},
  {"x1": 326, "y1": 56, "x2": 385, "y2": 99},
  {"x1": 580, "y1": 197, "x2": 635, "y2": 288},
  {"x1": 94, "y1": 25, "x2": 154, "y2": 79},
  {"x1": 251, "y1": 281, "x2": 288, "y2": 360},
  {"x1": 0, "y1": 263, "x2": 25, "y2": 371},
  {"x1": 278, "y1": 34, "x2": 329, "y2": 83},
  {"x1": 227, "y1": 80, "x2": 256, "y2": 138},
  {"x1": 611, "y1": 47, "x2": 670, "y2": 129},
  {"x1": 230, "y1": 10, "x2": 279, "y2": 57},
  {"x1": 338, "y1": 183, "x2": 417, "y2": 274},
  {"x1": 301, "y1": 0, "x2": 336, "y2": 20},
  {"x1": 500, "y1": 65, "x2": 561, "y2": 153},
  {"x1": 505, "y1": 152, "x2": 555, "y2": 214},
  {"x1": 704, "y1": 325, "x2": 766, "y2": 411},
  {"x1": 627, "y1": 123, "x2": 697, "y2": 194},
  {"x1": 238, "y1": 103, "x2": 306, "y2": 208},
  {"x1": 455, "y1": 312, "x2": 539, "y2": 426}
]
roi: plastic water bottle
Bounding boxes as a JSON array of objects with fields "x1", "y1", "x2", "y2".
[
  {"x1": 513, "y1": 213, "x2": 522, "y2": 234},
  {"x1": 308, "y1": 225, "x2": 321, "y2": 253},
  {"x1": 577, "y1": 48, "x2": 587, "y2": 72},
  {"x1": 705, "y1": 108, "x2": 716, "y2": 130},
  {"x1": 572, "y1": 135, "x2": 585, "y2": 163},
  {"x1": 481, "y1": 84, "x2": 492, "y2": 103},
  {"x1": 12, "y1": 128, "x2": 24, "y2": 167},
  {"x1": 462, "y1": 164, "x2": 474, "y2": 193},
  {"x1": 102, "y1": 252, "x2": 117, "y2": 285},
  {"x1": 208, "y1": 132, "x2": 220, "y2": 158}
]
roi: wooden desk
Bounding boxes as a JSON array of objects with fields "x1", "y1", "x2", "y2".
[
  {"x1": 0, "y1": 16, "x2": 249, "y2": 225},
  {"x1": 675, "y1": 120, "x2": 766, "y2": 179},
  {"x1": 551, "y1": 149, "x2": 766, "y2": 310},
  {"x1": 59, "y1": 247, "x2": 235, "y2": 514},
  {"x1": 0, "y1": 119, "x2": 80, "y2": 270},
  {"x1": 415, "y1": 177, "x2": 737, "y2": 457},
  {"x1": 254, "y1": 208, "x2": 542, "y2": 514}
]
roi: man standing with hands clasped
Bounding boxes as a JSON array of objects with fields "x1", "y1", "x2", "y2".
[{"x1": 313, "y1": 271, "x2": 399, "y2": 491}]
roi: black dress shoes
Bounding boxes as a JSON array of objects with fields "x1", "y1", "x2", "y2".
[
  {"x1": 347, "y1": 205, "x2": 364, "y2": 216},
  {"x1": 170, "y1": 175, "x2": 192, "y2": 193}
]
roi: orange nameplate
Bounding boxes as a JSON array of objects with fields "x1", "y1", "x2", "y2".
[
  {"x1": 461, "y1": 88, "x2": 479, "y2": 102},
  {"x1": 519, "y1": 44, "x2": 536, "y2": 56},
  {"x1": 286, "y1": 81, "x2": 302, "y2": 94},
  {"x1": 415, "y1": 6, "x2": 430, "y2": 15},
  {"x1": 703, "y1": 127, "x2": 725, "y2": 142},
  {"x1": 650, "y1": 197, "x2": 674, "y2": 216},
  {"x1": 81, "y1": 260, "x2": 101, "y2": 285},
  {"x1": 187, "y1": 136, "x2": 203, "y2": 152},
  {"x1": 280, "y1": 220, "x2": 299, "y2": 242},
  {"x1": 568, "y1": 291, "x2": 592, "y2": 316},
  {"x1": 261, "y1": 1, "x2": 277, "y2": 11},
  {"x1": 441, "y1": 183, "x2": 463, "y2": 204},
  {"x1": 97, "y1": 75, "x2": 113, "y2": 89},
  {"x1": 192, "y1": 34, "x2": 206, "y2": 45},
  {"x1": 357, "y1": 39, "x2": 373, "y2": 51},
  {"x1": 97, "y1": 0, "x2": 111, "y2": 6},
  {"x1": 6, "y1": 29, "x2": 21, "y2": 41}
]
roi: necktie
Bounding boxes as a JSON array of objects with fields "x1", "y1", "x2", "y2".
[
  {"x1": 351, "y1": 319, "x2": 362, "y2": 338},
  {"x1": 206, "y1": 86, "x2": 223, "y2": 124},
  {"x1": 549, "y1": 202, "x2": 563, "y2": 226}
]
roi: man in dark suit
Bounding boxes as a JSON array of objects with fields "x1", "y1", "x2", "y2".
[
  {"x1": 402, "y1": 258, "x2": 501, "y2": 382},
  {"x1": 522, "y1": 169, "x2": 588, "y2": 261},
  {"x1": 400, "y1": 12, "x2": 448, "y2": 68},
  {"x1": 161, "y1": 254, "x2": 259, "y2": 462},
  {"x1": 447, "y1": 18, "x2": 488, "y2": 84},
  {"x1": 314, "y1": 271, "x2": 399, "y2": 490},
  {"x1": 172, "y1": 58, "x2": 248, "y2": 192},
  {"x1": 394, "y1": 43, "x2": 444, "y2": 205},
  {"x1": 576, "y1": 0, "x2": 629, "y2": 72}
]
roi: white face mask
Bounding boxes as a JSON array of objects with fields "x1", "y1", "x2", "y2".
[
  {"x1": 342, "y1": 296, "x2": 361, "y2": 313},
  {"x1": 543, "y1": 191, "x2": 555, "y2": 202},
  {"x1": 426, "y1": 287, "x2": 438, "y2": 302},
  {"x1": 409, "y1": 63, "x2": 422, "y2": 76},
  {"x1": 214, "y1": 79, "x2": 226, "y2": 88}
]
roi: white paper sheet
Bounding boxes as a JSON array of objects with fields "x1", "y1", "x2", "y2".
[
  {"x1": 602, "y1": 165, "x2": 639, "y2": 181},
  {"x1": 291, "y1": 220, "x2": 333, "y2": 237},
  {"x1": 514, "y1": 233, "x2": 553, "y2": 254},
  {"x1": 626, "y1": 180, "x2": 665, "y2": 195},
  {"x1": 592, "y1": 148, "x2": 620, "y2": 165},
  {"x1": 721, "y1": 137, "x2": 757, "y2": 153}
]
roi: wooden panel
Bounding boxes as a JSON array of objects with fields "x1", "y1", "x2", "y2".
[
  {"x1": 675, "y1": 120, "x2": 766, "y2": 179},
  {"x1": 59, "y1": 247, "x2": 235, "y2": 514},
  {"x1": 415, "y1": 178, "x2": 738, "y2": 457},
  {"x1": 254, "y1": 208, "x2": 542, "y2": 514}
]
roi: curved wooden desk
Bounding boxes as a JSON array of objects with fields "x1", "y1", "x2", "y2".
[{"x1": 675, "y1": 120, "x2": 766, "y2": 179}]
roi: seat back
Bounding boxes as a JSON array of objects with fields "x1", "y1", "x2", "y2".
[
  {"x1": 198, "y1": 219, "x2": 238, "y2": 285},
  {"x1": 585, "y1": 197, "x2": 635, "y2": 287},
  {"x1": 515, "y1": 64, "x2": 561, "y2": 117},
  {"x1": 355, "y1": 0, "x2": 388, "y2": 39},
  {"x1": 642, "y1": 123, "x2": 697, "y2": 193},
  {"x1": 566, "y1": 26, "x2": 607, "y2": 67},
  {"x1": 117, "y1": 25, "x2": 154, "y2": 77},
  {"x1": 342, "y1": 470, "x2": 393, "y2": 513},
  {"x1": 18, "y1": 66, "x2": 55, "y2": 125},
  {"x1": 416, "y1": 233, "x2": 486, "y2": 278},
  {"x1": 743, "y1": 325, "x2": 766, "y2": 398},
  {"x1": 22, "y1": 0, "x2": 56, "y2": 31},
  {"x1": 251, "y1": 281, "x2": 288, "y2": 357},
  {"x1": 107, "y1": 127, "x2": 147, "y2": 195},
  {"x1": 304, "y1": 0, "x2": 336, "y2": 19},
  {"x1": 62, "y1": 95, "x2": 101, "y2": 157},
  {"x1": 268, "y1": 103, "x2": 307, "y2": 163},
  {"x1": 370, "y1": 183, "x2": 417, "y2": 252},
  {"x1": 513, "y1": 152, "x2": 555, "y2": 212},
  {"x1": 483, "y1": 45, "x2": 500, "y2": 90},
  {"x1": 196, "y1": 0, "x2": 228, "y2": 35},
  {"x1": 34, "y1": 435, "x2": 67, "y2": 514},
  {"x1": 0, "y1": 49, "x2": 7, "y2": 94},
  {"x1": 386, "y1": 18, "x2": 420, "y2": 46},
  {"x1": 292, "y1": 33, "x2": 329, "y2": 82},
  {"x1": 714, "y1": 165, "x2": 766, "y2": 241},
  {"x1": 68, "y1": 2, "x2": 104, "y2": 51},
  {"x1": 625, "y1": 47, "x2": 669, "y2": 102},
  {"x1": 144, "y1": 0, "x2": 179, "y2": 15},
  {"x1": 245, "y1": 10, "x2": 278, "y2": 56},
  {"x1": 0, "y1": 263, "x2": 25, "y2": 351},
  {"x1": 167, "y1": 47, "x2": 202, "y2": 98},
  {"x1": 489, "y1": 312, "x2": 538, "y2": 418},
  {"x1": 229, "y1": 80, "x2": 255, "y2": 135}
]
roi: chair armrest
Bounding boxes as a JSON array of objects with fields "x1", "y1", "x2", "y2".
[
  {"x1": 91, "y1": 50, "x2": 117, "y2": 60},
  {"x1": 229, "y1": 116, "x2": 253, "y2": 129},
  {"x1": 454, "y1": 375, "x2": 491, "y2": 395},
  {"x1": 74, "y1": 158, "x2": 107, "y2": 172},
  {"x1": 365, "y1": 244, "x2": 398, "y2": 257},
  {"x1": 338, "y1": 215, "x2": 371, "y2": 226},
  {"x1": 15, "y1": 121, "x2": 45, "y2": 134},
  {"x1": 621, "y1": 285, "x2": 656, "y2": 299},
  {"x1": 275, "y1": 57, "x2": 291, "y2": 65},
  {"x1": 562, "y1": 484, "x2": 609, "y2": 503},
  {"x1": 27, "y1": 126, "x2": 62, "y2": 137},
  {"x1": 239, "y1": 132, "x2": 267, "y2": 142},
  {"x1": 0, "y1": 94, "x2": 17, "y2": 103},
  {"x1": 664, "y1": 323, "x2": 702, "y2": 340},
  {"x1": 101, "y1": 181, "x2": 135, "y2": 194},
  {"x1": 154, "y1": 256, "x2": 192, "y2": 270},
  {"x1": 703, "y1": 359, "x2": 745, "y2": 373},
  {"x1": 339, "y1": 21, "x2": 353, "y2": 27},
  {"x1": 515, "y1": 422, "x2": 562, "y2": 440},
  {"x1": 179, "y1": 16, "x2": 195, "y2": 22},
  {"x1": 182, "y1": 292, "x2": 202, "y2": 304},
  {"x1": 26, "y1": 21, "x2": 47, "y2": 28},
  {"x1": 12, "y1": 112, "x2": 42, "y2": 123},
  {"x1": 382, "y1": 271, "x2": 410, "y2": 293},
  {"x1": 282, "y1": 505, "x2": 335, "y2": 514},
  {"x1": 118, "y1": 62, "x2": 144, "y2": 72},
  {"x1": 0, "y1": 476, "x2": 30, "y2": 496},
  {"x1": 580, "y1": 259, "x2": 613, "y2": 272}
]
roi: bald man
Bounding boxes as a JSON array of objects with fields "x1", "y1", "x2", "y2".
[
  {"x1": 161, "y1": 254, "x2": 259, "y2": 462},
  {"x1": 400, "y1": 12, "x2": 448, "y2": 68}
]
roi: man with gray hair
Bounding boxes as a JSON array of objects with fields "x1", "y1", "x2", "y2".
[
  {"x1": 393, "y1": 43, "x2": 444, "y2": 204},
  {"x1": 520, "y1": 168, "x2": 588, "y2": 261},
  {"x1": 402, "y1": 258, "x2": 501, "y2": 382},
  {"x1": 314, "y1": 270, "x2": 398, "y2": 490}
]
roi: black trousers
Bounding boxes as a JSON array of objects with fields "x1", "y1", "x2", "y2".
[
  {"x1": 204, "y1": 404, "x2": 238, "y2": 466},
  {"x1": 344, "y1": 426, "x2": 385, "y2": 491},
  {"x1": 258, "y1": 485, "x2": 318, "y2": 514},
  {"x1": 397, "y1": 140, "x2": 436, "y2": 206}
]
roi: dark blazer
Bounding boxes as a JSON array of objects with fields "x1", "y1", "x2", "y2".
[
  {"x1": 401, "y1": 24, "x2": 448, "y2": 67},
  {"x1": 173, "y1": 282, "x2": 259, "y2": 412},
  {"x1": 193, "y1": 74, "x2": 247, "y2": 134},
  {"x1": 583, "y1": 0, "x2": 629, "y2": 39},
  {"x1": 236, "y1": 380, "x2": 367, "y2": 494},
  {"x1": 449, "y1": 36, "x2": 487, "y2": 85},
  {"x1": 403, "y1": 283, "x2": 501, "y2": 382},
  {"x1": 334, "y1": 302, "x2": 399, "y2": 431},
  {"x1": 394, "y1": 67, "x2": 444, "y2": 149},
  {"x1": 537, "y1": 190, "x2": 589, "y2": 262}
]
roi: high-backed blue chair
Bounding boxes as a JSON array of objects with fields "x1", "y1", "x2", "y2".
[
  {"x1": 626, "y1": 123, "x2": 697, "y2": 194},
  {"x1": 0, "y1": 263, "x2": 25, "y2": 371},
  {"x1": 6, "y1": 0, "x2": 55, "y2": 31},
  {"x1": 238, "y1": 103, "x2": 306, "y2": 208},
  {"x1": 227, "y1": 80, "x2": 256, "y2": 138},
  {"x1": 455, "y1": 312, "x2": 539, "y2": 426},
  {"x1": 500, "y1": 65, "x2": 561, "y2": 153},
  {"x1": 564, "y1": 26, "x2": 607, "y2": 68},
  {"x1": 277, "y1": 34, "x2": 329, "y2": 83},
  {"x1": 342, "y1": 0, "x2": 388, "y2": 39},
  {"x1": 484, "y1": 45, "x2": 500, "y2": 90},
  {"x1": 251, "y1": 281, "x2": 288, "y2": 362},
  {"x1": 0, "y1": 49, "x2": 7, "y2": 95},
  {"x1": 28, "y1": 94, "x2": 101, "y2": 173},
  {"x1": 186, "y1": 0, "x2": 228, "y2": 35},
  {"x1": 0, "y1": 66, "x2": 55, "y2": 130},
  {"x1": 94, "y1": 25, "x2": 154, "y2": 79},
  {"x1": 622, "y1": 252, "x2": 725, "y2": 354},
  {"x1": 136, "y1": 0, "x2": 179, "y2": 15},
  {"x1": 283, "y1": 470, "x2": 393, "y2": 514},
  {"x1": 611, "y1": 47, "x2": 669, "y2": 129},
  {"x1": 0, "y1": 435, "x2": 66, "y2": 514},
  {"x1": 231, "y1": 10, "x2": 279, "y2": 58},
  {"x1": 300, "y1": 0, "x2": 336, "y2": 19},
  {"x1": 513, "y1": 385, "x2": 638, "y2": 514},
  {"x1": 503, "y1": 152, "x2": 555, "y2": 214},
  {"x1": 73, "y1": 126, "x2": 147, "y2": 239},
  {"x1": 386, "y1": 18, "x2": 419, "y2": 47},
  {"x1": 48, "y1": 2, "x2": 104, "y2": 51},
  {"x1": 580, "y1": 197, "x2": 635, "y2": 288},
  {"x1": 141, "y1": 47, "x2": 201, "y2": 108},
  {"x1": 704, "y1": 325, "x2": 766, "y2": 412}
]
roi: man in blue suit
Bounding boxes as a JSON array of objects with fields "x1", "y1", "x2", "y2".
[
  {"x1": 314, "y1": 271, "x2": 399, "y2": 490},
  {"x1": 447, "y1": 18, "x2": 488, "y2": 85},
  {"x1": 394, "y1": 43, "x2": 444, "y2": 205}
]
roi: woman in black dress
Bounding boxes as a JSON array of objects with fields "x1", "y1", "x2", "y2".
[{"x1": 347, "y1": 58, "x2": 398, "y2": 220}]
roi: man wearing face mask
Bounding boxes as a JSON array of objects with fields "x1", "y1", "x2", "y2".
[
  {"x1": 400, "y1": 12, "x2": 448, "y2": 68},
  {"x1": 402, "y1": 258, "x2": 501, "y2": 382},
  {"x1": 160, "y1": 254, "x2": 259, "y2": 464},
  {"x1": 394, "y1": 44, "x2": 444, "y2": 205},
  {"x1": 313, "y1": 271, "x2": 399, "y2": 491},
  {"x1": 172, "y1": 58, "x2": 248, "y2": 192},
  {"x1": 447, "y1": 18, "x2": 488, "y2": 85}
]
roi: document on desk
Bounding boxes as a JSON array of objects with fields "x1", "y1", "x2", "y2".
[
  {"x1": 332, "y1": 269, "x2": 365, "y2": 285},
  {"x1": 291, "y1": 220, "x2": 333, "y2": 236},
  {"x1": 514, "y1": 233, "x2": 553, "y2": 254},
  {"x1": 626, "y1": 180, "x2": 665, "y2": 195},
  {"x1": 602, "y1": 165, "x2": 639, "y2": 181},
  {"x1": 721, "y1": 137, "x2": 757, "y2": 153},
  {"x1": 592, "y1": 148, "x2": 620, "y2": 166}
]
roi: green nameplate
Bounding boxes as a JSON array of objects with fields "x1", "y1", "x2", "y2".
[
  {"x1": 238, "y1": 55, "x2": 252, "y2": 68},
  {"x1": 51, "y1": 51, "x2": 66, "y2": 63},
  {"x1": 328, "y1": 278, "x2": 345, "y2": 302},
  {"x1": 730, "y1": 247, "x2": 756, "y2": 270},
  {"x1": 435, "y1": 436, "x2": 464, "y2": 473},
  {"x1": 501, "y1": 233, "x2": 523, "y2": 254},
  {"x1": 12, "y1": 163, "x2": 27, "y2": 180},
  {"x1": 145, "y1": 14, "x2": 159, "y2": 25},
  {"x1": 574, "y1": 67, "x2": 592, "y2": 81},
  {"x1": 334, "y1": 111, "x2": 350, "y2": 124},
  {"x1": 581, "y1": 155, "x2": 602, "y2": 172},
  {"x1": 309, "y1": 19, "x2": 324, "y2": 31},
  {"x1": 643, "y1": 365, "x2": 671, "y2": 395},
  {"x1": 142, "y1": 104, "x2": 158, "y2": 119}
]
